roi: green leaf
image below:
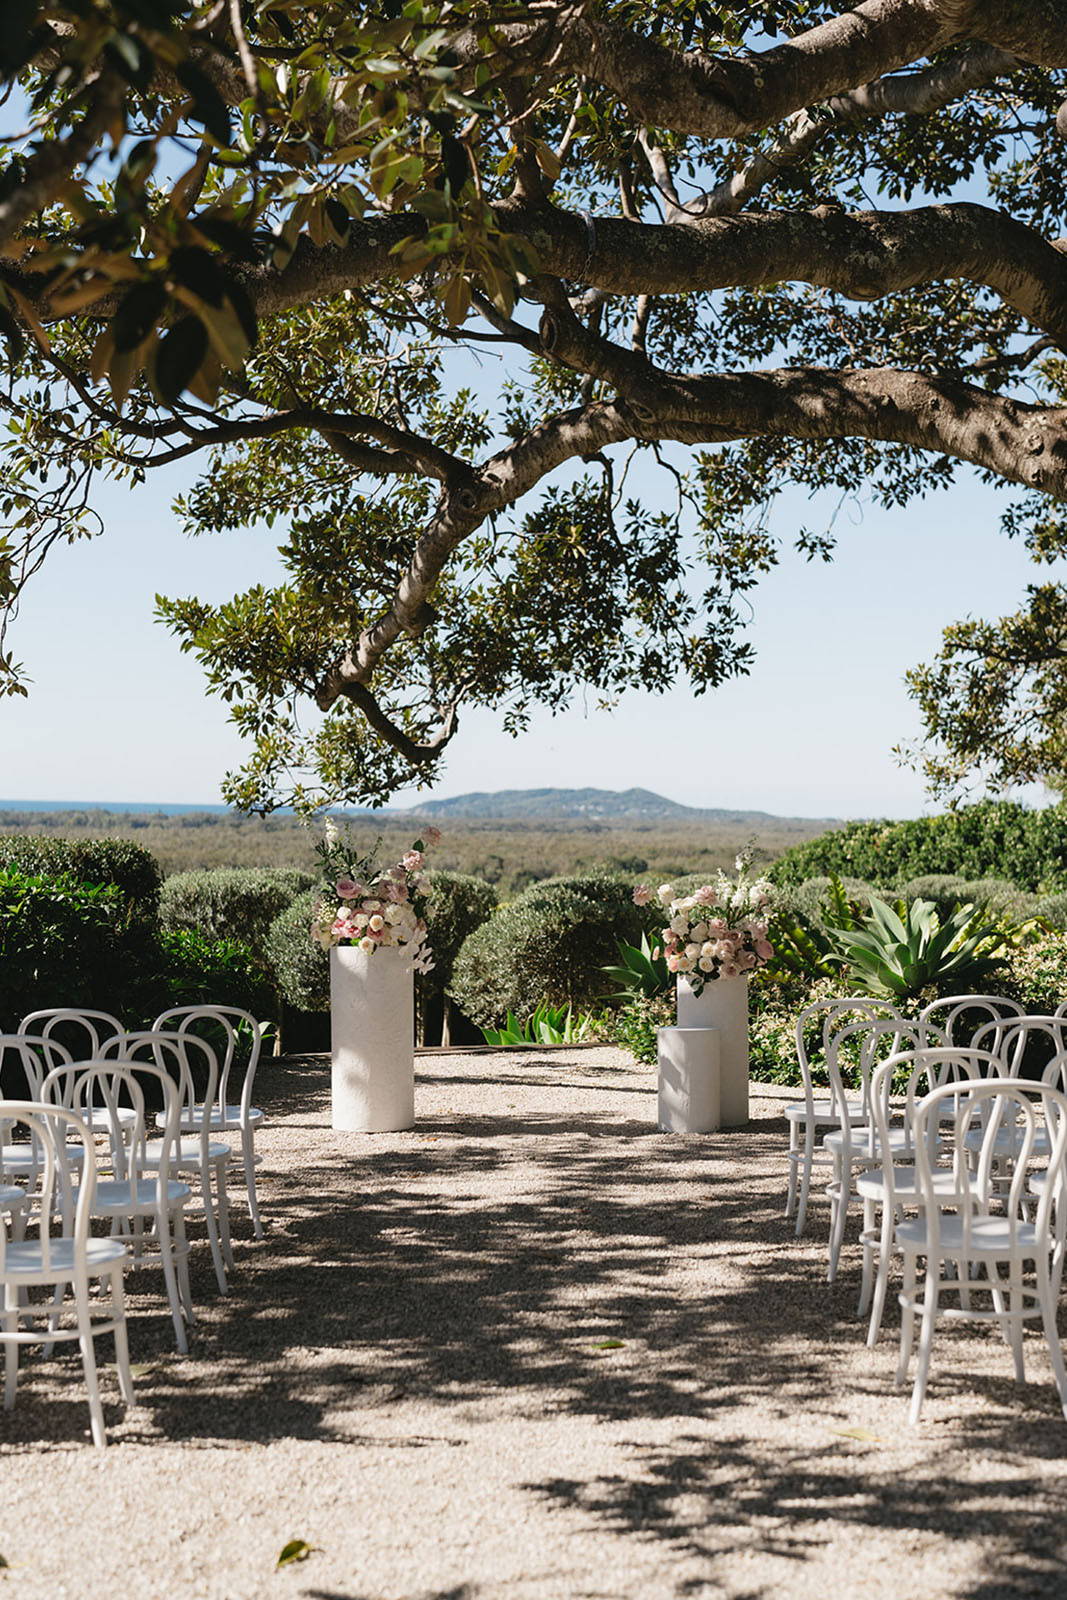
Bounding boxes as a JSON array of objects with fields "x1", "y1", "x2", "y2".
[
  {"x1": 175, "y1": 60, "x2": 232, "y2": 146},
  {"x1": 275, "y1": 1539, "x2": 314, "y2": 1569},
  {"x1": 113, "y1": 281, "x2": 167, "y2": 352},
  {"x1": 152, "y1": 315, "x2": 208, "y2": 404}
]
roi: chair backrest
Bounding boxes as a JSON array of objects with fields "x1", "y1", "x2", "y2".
[
  {"x1": 104, "y1": 1029, "x2": 220, "y2": 1133},
  {"x1": 0, "y1": 1033, "x2": 72, "y2": 1100},
  {"x1": 0, "y1": 1102, "x2": 97, "y2": 1275},
  {"x1": 869, "y1": 1045, "x2": 1008, "y2": 1177},
  {"x1": 974, "y1": 1014, "x2": 1067, "y2": 1080},
  {"x1": 152, "y1": 1006, "x2": 267, "y2": 1119},
  {"x1": 40, "y1": 1058, "x2": 180, "y2": 1189},
  {"x1": 913, "y1": 1078, "x2": 1067, "y2": 1257},
  {"x1": 823, "y1": 1015, "x2": 924, "y2": 1163},
  {"x1": 917, "y1": 994, "x2": 1024, "y2": 1052},
  {"x1": 19, "y1": 1009, "x2": 124, "y2": 1072},
  {"x1": 794, "y1": 998, "x2": 904, "y2": 1117}
]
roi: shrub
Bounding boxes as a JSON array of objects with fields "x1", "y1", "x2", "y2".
[
  {"x1": 264, "y1": 886, "x2": 328, "y2": 1011},
  {"x1": 0, "y1": 835, "x2": 162, "y2": 927},
  {"x1": 450, "y1": 873, "x2": 646, "y2": 1027},
  {"x1": 421, "y1": 871, "x2": 497, "y2": 997},
  {"x1": 786, "y1": 876, "x2": 878, "y2": 924},
  {"x1": 1035, "y1": 892, "x2": 1067, "y2": 930},
  {"x1": 1002, "y1": 935, "x2": 1067, "y2": 1015},
  {"x1": 160, "y1": 867, "x2": 313, "y2": 956},
  {"x1": 769, "y1": 802, "x2": 1067, "y2": 893},
  {"x1": 0, "y1": 867, "x2": 128, "y2": 1029},
  {"x1": 603, "y1": 993, "x2": 673, "y2": 1065},
  {"x1": 157, "y1": 929, "x2": 275, "y2": 1019}
]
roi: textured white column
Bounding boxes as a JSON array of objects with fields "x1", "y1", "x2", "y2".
[
  {"x1": 330, "y1": 945, "x2": 415, "y2": 1132},
  {"x1": 676, "y1": 975, "x2": 749, "y2": 1126},
  {"x1": 657, "y1": 1027, "x2": 721, "y2": 1133}
]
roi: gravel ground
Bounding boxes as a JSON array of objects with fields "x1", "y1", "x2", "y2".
[{"x1": 4, "y1": 1046, "x2": 1067, "y2": 1600}]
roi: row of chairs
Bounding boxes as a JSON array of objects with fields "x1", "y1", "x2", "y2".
[
  {"x1": 782, "y1": 995, "x2": 1067, "y2": 1421},
  {"x1": 1, "y1": 1005, "x2": 270, "y2": 1446}
]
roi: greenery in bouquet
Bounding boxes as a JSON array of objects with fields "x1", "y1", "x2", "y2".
[
  {"x1": 635, "y1": 850, "x2": 775, "y2": 995},
  {"x1": 309, "y1": 821, "x2": 437, "y2": 973}
]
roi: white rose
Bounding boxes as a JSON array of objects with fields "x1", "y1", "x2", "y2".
[
  {"x1": 698, "y1": 956, "x2": 714, "y2": 971},
  {"x1": 670, "y1": 915, "x2": 689, "y2": 935},
  {"x1": 384, "y1": 904, "x2": 403, "y2": 923},
  {"x1": 675, "y1": 955, "x2": 692, "y2": 972},
  {"x1": 358, "y1": 936, "x2": 375, "y2": 953},
  {"x1": 368, "y1": 914, "x2": 385, "y2": 932},
  {"x1": 657, "y1": 883, "x2": 674, "y2": 904},
  {"x1": 685, "y1": 943, "x2": 700, "y2": 961},
  {"x1": 701, "y1": 941, "x2": 716, "y2": 957},
  {"x1": 353, "y1": 913, "x2": 369, "y2": 928},
  {"x1": 691, "y1": 922, "x2": 709, "y2": 941}
]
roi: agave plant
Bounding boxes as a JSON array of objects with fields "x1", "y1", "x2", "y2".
[
  {"x1": 825, "y1": 895, "x2": 1012, "y2": 1002},
  {"x1": 601, "y1": 933, "x2": 671, "y2": 1001},
  {"x1": 482, "y1": 1001, "x2": 596, "y2": 1047}
]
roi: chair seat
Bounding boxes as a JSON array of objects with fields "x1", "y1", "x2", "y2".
[
  {"x1": 785, "y1": 1100, "x2": 865, "y2": 1124},
  {"x1": 1, "y1": 1143, "x2": 84, "y2": 1172},
  {"x1": 964, "y1": 1123, "x2": 1051, "y2": 1159},
  {"x1": 823, "y1": 1125, "x2": 912, "y2": 1157},
  {"x1": 94, "y1": 1178, "x2": 192, "y2": 1213},
  {"x1": 0, "y1": 1184, "x2": 27, "y2": 1213},
  {"x1": 896, "y1": 1214, "x2": 1040, "y2": 1256},
  {"x1": 141, "y1": 1138, "x2": 231, "y2": 1167},
  {"x1": 857, "y1": 1165, "x2": 980, "y2": 1203},
  {"x1": 3, "y1": 1236, "x2": 127, "y2": 1280},
  {"x1": 155, "y1": 1104, "x2": 263, "y2": 1133},
  {"x1": 84, "y1": 1106, "x2": 138, "y2": 1132}
]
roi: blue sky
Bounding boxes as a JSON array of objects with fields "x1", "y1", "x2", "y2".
[{"x1": 2, "y1": 444, "x2": 1056, "y2": 818}]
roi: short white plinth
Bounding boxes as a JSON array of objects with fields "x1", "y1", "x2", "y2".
[
  {"x1": 676, "y1": 974, "x2": 749, "y2": 1126},
  {"x1": 657, "y1": 1026, "x2": 721, "y2": 1133},
  {"x1": 330, "y1": 944, "x2": 414, "y2": 1132}
]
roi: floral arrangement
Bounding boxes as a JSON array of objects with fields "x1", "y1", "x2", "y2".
[
  {"x1": 310, "y1": 821, "x2": 438, "y2": 974},
  {"x1": 634, "y1": 851, "x2": 775, "y2": 993}
]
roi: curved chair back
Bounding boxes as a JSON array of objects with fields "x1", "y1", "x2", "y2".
[
  {"x1": 824, "y1": 1015, "x2": 924, "y2": 1165},
  {"x1": 41, "y1": 1058, "x2": 180, "y2": 1192},
  {"x1": 917, "y1": 994, "x2": 1024, "y2": 1053},
  {"x1": 0, "y1": 1103, "x2": 96, "y2": 1274},
  {"x1": 105, "y1": 1029, "x2": 219, "y2": 1146},
  {"x1": 0, "y1": 1034, "x2": 72, "y2": 1100},
  {"x1": 19, "y1": 1009, "x2": 124, "y2": 1064},
  {"x1": 152, "y1": 1006, "x2": 267, "y2": 1120},
  {"x1": 794, "y1": 998, "x2": 904, "y2": 1121},
  {"x1": 974, "y1": 1015, "x2": 1067, "y2": 1081}
]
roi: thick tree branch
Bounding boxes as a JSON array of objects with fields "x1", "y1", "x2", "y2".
[
  {"x1": 325, "y1": 680, "x2": 460, "y2": 762},
  {"x1": 0, "y1": 72, "x2": 124, "y2": 248}
]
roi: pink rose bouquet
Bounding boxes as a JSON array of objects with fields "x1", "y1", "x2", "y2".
[
  {"x1": 310, "y1": 824, "x2": 436, "y2": 974},
  {"x1": 638, "y1": 849, "x2": 775, "y2": 995}
]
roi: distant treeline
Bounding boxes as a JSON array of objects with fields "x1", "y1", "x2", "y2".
[{"x1": 0, "y1": 808, "x2": 830, "y2": 890}]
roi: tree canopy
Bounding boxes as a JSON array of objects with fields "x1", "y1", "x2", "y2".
[{"x1": 1, "y1": 1, "x2": 1066, "y2": 808}]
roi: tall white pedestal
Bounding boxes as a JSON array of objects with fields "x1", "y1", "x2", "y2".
[
  {"x1": 657, "y1": 1026, "x2": 721, "y2": 1133},
  {"x1": 676, "y1": 975, "x2": 749, "y2": 1126},
  {"x1": 330, "y1": 945, "x2": 415, "y2": 1132}
]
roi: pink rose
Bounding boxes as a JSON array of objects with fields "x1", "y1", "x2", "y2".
[
  {"x1": 695, "y1": 885, "x2": 717, "y2": 905},
  {"x1": 402, "y1": 850, "x2": 424, "y2": 871},
  {"x1": 755, "y1": 938, "x2": 773, "y2": 960},
  {"x1": 633, "y1": 884, "x2": 652, "y2": 906},
  {"x1": 423, "y1": 826, "x2": 442, "y2": 847},
  {"x1": 336, "y1": 876, "x2": 358, "y2": 898},
  {"x1": 666, "y1": 953, "x2": 681, "y2": 972},
  {"x1": 708, "y1": 918, "x2": 727, "y2": 937}
]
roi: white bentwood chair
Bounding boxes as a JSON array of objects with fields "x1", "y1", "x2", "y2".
[
  {"x1": 785, "y1": 998, "x2": 902, "y2": 1236},
  {"x1": 896, "y1": 1077, "x2": 1067, "y2": 1424},
  {"x1": 153, "y1": 1007, "x2": 270, "y2": 1238},
  {"x1": 41, "y1": 1059, "x2": 194, "y2": 1352},
  {"x1": 1, "y1": 1102, "x2": 133, "y2": 1447}
]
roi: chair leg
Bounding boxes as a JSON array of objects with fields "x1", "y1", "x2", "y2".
[
  {"x1": 858, "y1": 1197, "x2": 876, "y2": 1316},
  {"x1": 3, "y1": 1280, "x2": 18, "y2": 1412},
  {"x1": 827, "y1": 1161, "x2": 850, "y2": 1284},
  {"x1": 199, "y1": 1164, "x2": 228, "y2": 1294},
  {"x1": 242, "y1": 1127, "x2": 263, "y2": 1239},
  {"x1": 216, "y1": 1160, "x2": 234, "y2": 1272},
  {"x1": 867, "y1": 1204, "x2": 896, "y2": 1348},
  {"x1": 1006, "y1": 1265, "x2": 1026, "y2": 1384},
  {"x1": 110, "y1": 1267, "x2": 134, "y2": 1407},
  {"x1": 42, "y1": 1282, "x2": 66, "y2": 1358},
  {"x1": 74, "y1": 1276, "x2": 107, "y2": 1448},
  {"x1": 909, "y1": 1259, "x2": 941, "y2": 1424},
  {"x1": 155, "y1": 1206, "x2": 188, "y2": 1354},
  {"x1": 796, "y1": 1121, "x2": 817, "y2": 1237},
  {"x1": 896, "y1": 1253, "x2": 917, "y2": 1387},
  {"x1": 1036, "y1": 1259, "x2": 1067, "y2": 1419},
  {"x1": 174, "y1": 1208, "x2": 195, "y2": 1325}
]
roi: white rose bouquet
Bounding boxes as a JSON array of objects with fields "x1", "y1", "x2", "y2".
[
  {"x1": 634, "y1": 850, "x2": 775, "y2": 995},
  {"x1": 310, "y1": 823, "x2": 438, "y2": 975}
]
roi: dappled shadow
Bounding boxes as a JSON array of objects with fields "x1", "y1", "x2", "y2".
[{"x1": 6, "y1": 1050, "x2": 1067, "y2": 1594}]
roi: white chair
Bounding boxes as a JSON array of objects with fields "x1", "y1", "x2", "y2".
[
  {"x1": 917, "y1": 994, "x2": 1024, "y2": 1052},
  {"x1": 0, "y1": 1035, "x2": 79, "y2": 1180},
  {"x1": 105, "y1": 1031, "x2": 233, "y2": 1294},
  {"x1": 785, "y1": 998, "x2": 902, "y2": 1235},
  {"x1": 19, "y1": 1008, "x2": 124, "y2": 1059},
  {"x1": 821, "y1": 1014, "x2": 925, "y2": 1281},
  {"x1": 41, "y1": 1059, "x2": 194, "y2": 1352},
  {"x1": 0, "y1": 1102, "x2": 133, "y2": 1447},
  {"x1": 896, "y1": 1077, "x2": 1067, "y2": 1424},
  {"x1": 153, "y1": 1006, "x2": 269, "y2": 1238},
  {"x1": 860, "y1": 1046, "x2": 1005, "y2": 1345}
]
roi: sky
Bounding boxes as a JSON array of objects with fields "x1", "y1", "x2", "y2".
[{"x1": 2, "y1": 441, "x2": 1057, "y2": 820}]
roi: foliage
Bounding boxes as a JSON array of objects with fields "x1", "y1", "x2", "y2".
[
  {"x1": 159, "y1": 867, "x2": 313, "y2": 955},
  {"x1": 264, "y1": 887, "x2": 328, "y2": 1013},
  {"x1": 417, "y1": 868, "x2": 497, "y2": 1015},
  {"x1": 825, "y1": 895, "x2": 1012, "y2": 1003},
  {"x1": 0, "y1": 867, "x2": 126, "y2": 1028},
  {"x1": 482, "y1": 1001, "x2": 597, "y2": 1047},
  {"x1": 769, "y1": 803, "x2": 1067, "y2": 895},
  {"x1": 601, "y1": 994, "x2": 674, "y2": 1066},
  {"x1": 1034, "y1": 891, "x2": 1067, "y2": 931},
  {"x1": 450, "y1": 874, "x2": 646, "y2": 1028},
  {"x1": 899, "y1": 874, "x2": 1041, "y2": 924},
  {"x1": 157, "y1": 928, "x2": 275, "y2": 1019},
  {"x1": 2, "y1": 7, "x2": 1066, "y2": 802},
  {"x1": 0, "y1": 834, "x2": 163, "y2": 926},
  {"x1": 601, "y1": 933, "x2": 671, "y2": 1002},
  {"x1": 1001, "y1": 935, "x2": 1067, "y2": 1016}
]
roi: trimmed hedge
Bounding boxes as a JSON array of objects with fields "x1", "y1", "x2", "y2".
[
  {"x1": 450, "y1": 873, "x2": 646, "y2": 1028},
  {"x1": 265, "y1": 886, "x2": 327, "y2": 1012},
  {"x1": 160, "y1": 867, "x2": 313, "y2": 956},
  {"x1": 769, "y1": 802, "x2": 1067, "y2": 893},
  {"x1": 0, "y1": 835, "x2": 162, "y2": 925},
  {"x1": 900, "y1": 874, "x2": 1039, "y2": 923},
  {"x1": 420, "y1": 870, "x2": 498, "y2": 997},
  {"x1": 1036, "y1": 891, "x2": 1067, "y2": 930},
  {"x1": 158, "y1": 928, "x2": 275, "y2": 1019},
  {"x1": 0, "y1": 867, "x2": 128, "y2": 1029}
]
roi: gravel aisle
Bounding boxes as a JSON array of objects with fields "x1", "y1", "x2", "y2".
[{"x1": 3, "y1": 1047, "x2": 1067, "y2": 1599}]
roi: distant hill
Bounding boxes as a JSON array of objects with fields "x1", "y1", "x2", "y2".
[{"x1": 405, "y1": 786, "x2": 833, "y2": 824}]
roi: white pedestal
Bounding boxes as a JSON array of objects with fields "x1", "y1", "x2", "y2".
[
  {"x1": 676, "y1": 975, "x2": 749, "y2": 1126},
  {"x1": 657, "y1": 1027, "x2": 721, "y2": 1133},
  {"x1": 330, "y1": 944, "x2": 415, "y2": 1132}
]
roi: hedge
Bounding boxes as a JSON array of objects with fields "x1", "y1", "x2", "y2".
[
  {"x1": 265, "y1": 887, "x2": 327, "y2": 1012},
  {"x1": 0, "y1": 835, "x2": 162, "y2": 926},
  {"x1": 0, "y1": 867, "x2": 129, "y2": 1030},
  {"x1": 768, "y1": 802, "x2": 1067, "y2": 893},
  {"x1": 160, "y1": 867, "x2": 314, "y2": 957},
  {"x1": 450, "y1": 873, "x2": 646, "y2": 1028}
]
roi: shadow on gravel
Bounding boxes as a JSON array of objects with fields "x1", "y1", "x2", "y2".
[{"x1": 6, "y1": 1052, "x2": 1067, "y2": 1595}]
